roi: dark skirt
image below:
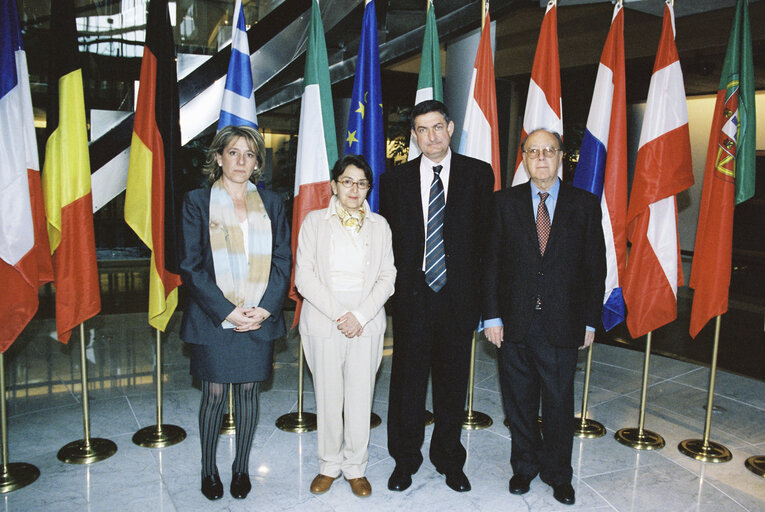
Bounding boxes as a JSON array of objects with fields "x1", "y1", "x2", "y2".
[{"x1": 189, "y1": 336, "x2": 274, "y2": 383}]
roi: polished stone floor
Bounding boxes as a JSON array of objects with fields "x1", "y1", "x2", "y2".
[{"x1": 2, "y1": 312, "x2": 764, "y2": 511}]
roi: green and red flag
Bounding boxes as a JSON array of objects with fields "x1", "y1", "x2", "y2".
[
  {"x1": 41, "y1": 0, "x2": 101, "y2": 343},
  {"x1": 689, "y1": 0, "x2": 755, "y2": 338},
  {"x1": 125, "y1": 0, "x2": 182, "y2": 331}
]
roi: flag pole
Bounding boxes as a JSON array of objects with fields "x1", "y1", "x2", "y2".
[
  {"x1": 463, "y1": 332, "x2": 493, "y2": 430},
  {"x1": 133, "y1": 329, "x2": 186, "y2": 448},
  {"x1": 573, "y1": 342, "x2": 605, "y2": 438},
  {"x1": 220, "y1": 385, "x2": 236, "y2": 435},
  {"x1": 276, "y1": 337, "x2": 317, "y2": 432},
  {"x1": 58, "y1": 323, "x2": 117, "y2": 463},
  {"x1": 678, "y1": 315, "x2": 732, "y2": 462},
  {"x1": 0, "y1": 352, "x2": 39, "y2": 493},
  {"x1": 614, "y1": 331, "x2": 665, "y2": 450}
]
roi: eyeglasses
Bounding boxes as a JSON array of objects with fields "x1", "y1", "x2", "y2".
[
  {"x1": 337, "y1": 178, "x2": 370, "y2": 190},
  {"x1": 523, "y1": 147, "x2": 562, "y2": 159}
]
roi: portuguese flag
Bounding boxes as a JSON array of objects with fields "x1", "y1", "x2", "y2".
[
  {"x1": 689, "y1": 0, "x2": 755, "y2": 338},
  {"x1": 41, "y1": 0, "x2": 101, "y2": 344},
  {"x1": 125, "y1": 0, "x2": 182, "y2": 332}
]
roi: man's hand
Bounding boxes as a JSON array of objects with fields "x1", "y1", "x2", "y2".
[
  {"x1": 485, "y1": 326, "x2": 504, "y2": 347},
  {"x1": 337, "y1": 312, "x2": 363, "y2": 338},
  {"x1": 580, "y1": 330, "x2": 595, "y2": 350}
]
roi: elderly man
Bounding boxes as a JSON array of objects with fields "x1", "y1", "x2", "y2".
[
  {"x1": 380, "y1": 100, "x2": 494, "y2": 493},
  {"x1": 483, "y1": 129, "x2": 606, "y2": 505}
]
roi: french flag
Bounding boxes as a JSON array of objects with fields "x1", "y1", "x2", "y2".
[
  {"x1": 218, "y1": 0, "x2": 258, "y2": 130},
  {"x1": 573, "y1": 2, "x2": 627, "y2": 331},
  {"x1": 0, "y1": 0, "x2": 53, "y2": 350},
  {"x1": 459, "y1": 13, "x2": 501, "y2": 191},
  {"x1": 512, "y1": 0, "x2": 562, "y2": 186},
  {"x1": 623, "y1": 0, "x2": 694, "y2": 338}
]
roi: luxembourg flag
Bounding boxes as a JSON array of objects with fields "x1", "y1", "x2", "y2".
[
  {"x1": 0, "y1": 0, "x2": 53, "y2": 351},
  {"x1": 512, "y1": 0, "x2": 562, "y2": 186},
  {"x1": 218, "y1": 0, "x2": 258, "y2": 130},
  {"x1": 459, "y1": 13, "x2": 501, "y2": 191},
  {"x1": 289, "y1": 0, "x2": 337, "y2": 324},
  {"x1": 623, "y1": 0, "x2": 694, "y2": 338},
  {"x1": 573, "y1": 1, "x2": 627, "y2": 331}
]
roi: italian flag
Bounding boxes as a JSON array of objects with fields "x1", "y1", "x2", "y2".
[
  {"x1": 289, "y1": 0, "x2": 337, "y2": 323},
  {"x1": 41, "y1": 0, "x2": 101, "y2": 343},
  {"x1": 408, "y1": 0, "x2": 442, "y2": 160}
]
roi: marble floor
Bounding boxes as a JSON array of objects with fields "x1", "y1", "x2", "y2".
[{"x1": 2, "y1": 312, "x2": 764, "y2": 511}]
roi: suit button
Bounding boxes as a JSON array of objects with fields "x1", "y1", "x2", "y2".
[{"x1": 537, "y1": 271, "x2": 544, "y2": 276}]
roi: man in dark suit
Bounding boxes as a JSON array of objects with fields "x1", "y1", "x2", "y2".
[
  {"x1": 483, "y1": 129, "x2": 606, "y2": 506},
  {"x1": 380, "y1": 100, "x2": 494, "y2": 493}
]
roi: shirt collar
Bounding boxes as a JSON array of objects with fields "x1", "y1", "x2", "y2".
[
  {"x1": 420, "y1": 148, "x2": 452, "y2": 171},
  {"x1": 325, "y1": 195, "x2": 375, "y2": 222},
  {"x1": 530, "y1": 178, "x2": 560, "y2": 201}
]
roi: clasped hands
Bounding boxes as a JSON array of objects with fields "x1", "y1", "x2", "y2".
[
  {"x1": 483, "y1": 326, "x2": 595, "y2": 350},
  {"x1": 226, "y1": 306, "x2": 271, "y2": 332},
  {"x1": 337, "y1": 312, "x2": 363, "y2": 338}
]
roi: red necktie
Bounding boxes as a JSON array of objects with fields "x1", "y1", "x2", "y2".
[{"x1": 537, "y1": 192, "x2": 550, "y2": 255}]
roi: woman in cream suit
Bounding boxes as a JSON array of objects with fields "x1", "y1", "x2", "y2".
[{"x1": 295, "y1": 154, "x2": 396, "y2": 498}]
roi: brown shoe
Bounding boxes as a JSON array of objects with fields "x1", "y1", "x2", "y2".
[
  {"x1": 310, "y1": 474, "x2": 339, "y2": 495},
  {"x1": 346, "y1": 477, "x2": 372, "y2": 497}
]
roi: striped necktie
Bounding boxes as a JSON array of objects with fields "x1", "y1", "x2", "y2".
[{"x1": 425, "y1": 165, "x2": 446, "y2": 292}]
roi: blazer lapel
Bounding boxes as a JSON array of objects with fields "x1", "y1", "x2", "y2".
[
  {"x1": 545, "y1": 183, "x2": 574, "y2": 257},
  {"x1": 515, "y1": 183, "x2": 539, "y2": 250}
]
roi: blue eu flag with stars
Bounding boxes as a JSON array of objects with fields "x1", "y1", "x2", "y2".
[{"x1": 345, "y1": 0, "x2": 385, "y2": 212}]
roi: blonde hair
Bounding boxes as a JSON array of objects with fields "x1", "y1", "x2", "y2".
[{"x1": 203, "y1": 125, "x2": 266, "y2": 184}]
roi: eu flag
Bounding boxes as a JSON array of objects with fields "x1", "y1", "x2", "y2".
[{"x1": 345, "y1": 0, "x2": 385, "y2": 212}]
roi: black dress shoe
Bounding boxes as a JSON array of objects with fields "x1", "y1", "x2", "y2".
[
  {"x1": 387, "y1": 466, "x2": 412, "y2": 491},
  {"x1": 201, "y1": 474, "x2": 223, "y2": 500},
  {"x1": 438, "y1": 469, "x2": 471, "y2": 492},
  {"x1": 230, "y1": 472, "x2": 252, "y2": 499},
  {"x1": 509, "y1": 474, "x2": 533, "y2": 495},
  {"x1": 551, "y1": 482, "x2": 575, "y2": 505}
]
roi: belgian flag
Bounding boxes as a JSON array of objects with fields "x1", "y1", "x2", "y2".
[
  {"x1": 125, "y1": 0, "x2": 182, "y2": 331},
  {"x1": 41, "y1": 0, "x2": 101, "y2": 343}
]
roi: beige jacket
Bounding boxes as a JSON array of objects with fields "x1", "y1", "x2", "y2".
[{"x1": 295, "y1": 200, "x2": 396, "y2": 339}]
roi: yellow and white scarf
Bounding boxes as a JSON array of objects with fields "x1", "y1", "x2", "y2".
[{"x1": 209, "y1": 180, "x2": 272, "y2": 329}]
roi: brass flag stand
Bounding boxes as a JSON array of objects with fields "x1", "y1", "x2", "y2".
[
  {"x1": 133, "y1": 330, "x2": 186, "y2": 448},
  {"x1": 614, "y1": 331, "x2": 664, "y2": 450},
  {"x1": 462, "y1": 333, "x2": 492, "y2": 430},
  {"x1": 220, "y1": 385, "x2": 236, "y2": 435},
  {"x1": 678, "y1": 316, "x2": 731, "y2": 462},
  {"x1": 58, "y1": 324, "x2": 118, "y2": 464},
  {"x1": 0, "y1": 353, "x2": 39, "y2": 493},
  {"x1": 276, "y1": 338, "x2": 316, "y2": 432},
  {"x1": 745, "y1": 456, "x2": 765, "y2": 477},
  {"x1": 574, "y1": 344, "x2": 605, "y2": 438}
]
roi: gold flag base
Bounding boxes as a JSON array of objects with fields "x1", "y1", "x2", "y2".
[
  {"x1": 614, "y1": 428, "x2": 665, "y2": 450},
  {"x1": 745, "y1": 456, "x2": 765, "y2": 477},
  {"x1": 574, "y1": 417, "x2": 606, "y2": 438},
  {"x1": 0, "y1": 463, "x2": 40, "y2": 494},
  {"x1": 276, "y1": 411, "x2": 317, "y2": 433},
  {"x1": 132, "y1": 424, "x2": 187, "y2": 448},
  {"x1": 678, "y1": 439, "x2": 731, "y2": 463},
  {"x1": 57, "y1": 438, "x2": 117, "y2": 464},
  {"x1": 462, "y1": 410, "x2": 492, "y2": 430},
  {"x1": 371, "y1": 413, "x2": 382, "y2": 428},
  {"x1": 220, "y1": 413, "x2": 236, "y2": 435}
]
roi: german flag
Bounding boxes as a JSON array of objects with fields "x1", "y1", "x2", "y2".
[
  {"x1": 125, "y1": 0, "x2": 182, "y2": 331},
  {"x1": 41, "y1": 0, "x2": 101, "y2": 344}
]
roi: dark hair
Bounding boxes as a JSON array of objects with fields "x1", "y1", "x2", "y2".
[
  {"x1": 520, "y1": 129, "x2": 564, "y2": 152},
  {"x1": 410, "y1": 100, "x2": 451, "y2": 130},
  {"x1": 203, "y1": 125, "x2": 266, "y2": 184},
  {"x1": 331, "y1": 154, "x2": 374, "y2": 190}
]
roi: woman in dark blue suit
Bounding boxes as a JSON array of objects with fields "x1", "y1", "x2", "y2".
[{"x1": 179, "y1": 125, "x2": 291, "y2": 501}]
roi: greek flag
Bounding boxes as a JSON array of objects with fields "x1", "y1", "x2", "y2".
[{"x1": 218, "y1": 0, "x2": 258, "y2": 130}]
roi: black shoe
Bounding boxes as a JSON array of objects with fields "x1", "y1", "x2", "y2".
[
  {"x1": 230, "y1": 472, "x2": 252, "y2": 499},
  {"x1": 387, "y1": 466, "x2": 412, "y2": 492},
  {"x1": 201, "y1": 474, "x2": 223, "y2": 500},
  {"x1": 551, "y1": 482, "x2": 575, "y2": 505},
  {"x1": 437, "y1": 469, "x2": 471, "y2": 492},
  {"x1": 509, "y1": 474, "x2": 533, "y2": 495}
]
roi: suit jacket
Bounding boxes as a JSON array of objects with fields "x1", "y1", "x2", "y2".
[
  {"x1": 380, "y1": 153, "x2": 494, "y2": 334},
  {"x1": 179, "y1": 186, "x2": 292, "y2": 346},
  {"x1": 295, "y1": 205, "x2": 396, "y2": 339},
  {"x1": 482, "y1": 181, "x2": 606, "y2": 348}
]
